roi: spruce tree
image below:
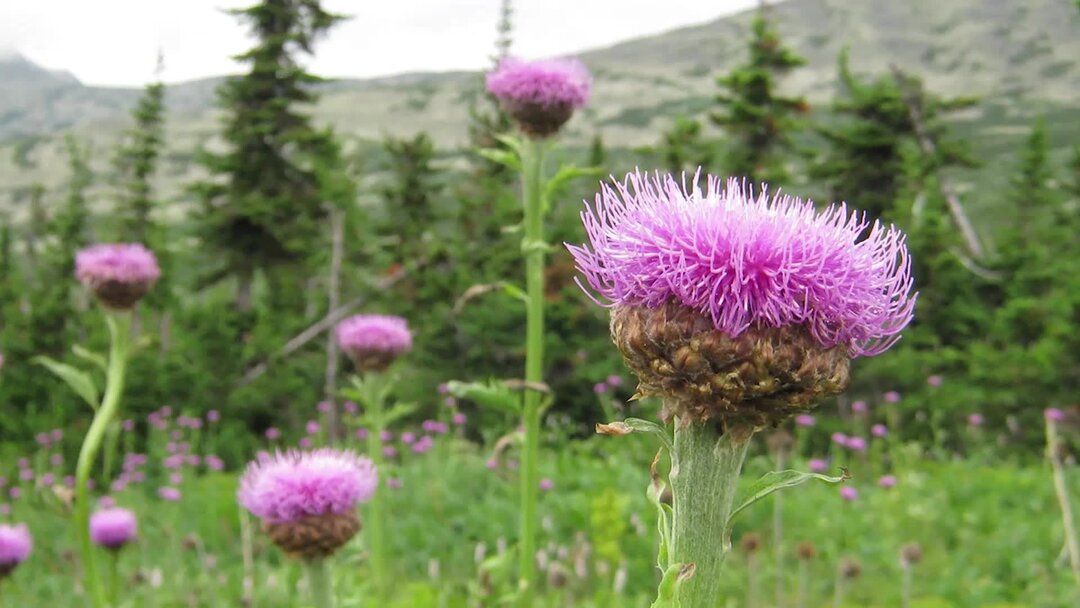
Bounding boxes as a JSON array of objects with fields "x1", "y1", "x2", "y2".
[
  {"x1": 466, "y1": 0, "x2": 515, "y2": 180},
  {"x1": 1006, "y1": 117, "x2": 1056, "y2": 251},
  {"x1": 710, "y1": 7, "x2": 807, "y2": 185},
  {"x1": 657, "y1": 116, "x2": 715, "y2": 176},
  {"x1": 191, "y1": 0, "x2": 345, "y2": 311},
  {"x1": 114, "y1": 73, "x2": 166, "y2": 246},
  {"x1": 814, "y1": 52, "x2": 977, "y2": 221}
]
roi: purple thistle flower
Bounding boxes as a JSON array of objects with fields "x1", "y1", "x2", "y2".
[
  {"x1": 356, "y1": 428, "x2": 369, "y2": 440},
  {"x1": 871, "y1": 424, "x2": 888, "y2": 438},
  {"x1": 0, "y1": 505, "x2": 8, "y2": 517},
  {"x1": 265, "y1": 427, "x2": 281, "y2": 441},
  {"x1": 606, "y1": 375, "x2": 623, "y2": 387},
  {"x1": 379, "y1": 430, "x2": 394, "y2": 442},
  {"x1": 158, "y1": 487, "x2": 182, "y2": 502},
  {"x1": 539, "y1": 479, "x2": 554, "y2": 491},
  {"x1": 50, "y1": 429, "x2": 62, "y2": 442},
  {"x1": 878, "y1": 475, "x2": 897, "y2": 489},
  {"x1": 831, "y1": 432, "x2": 848, "y2": 445},
  {"x1": 305, "y1": 420, "x2": 320, "y2": 435},
  {"x1": 401, "y1": 432, "x2": 416, "y2": 445},
  {"x1": 35, "y1": 433, "x2": 50, "y2": 447},
  {"x1": 808, "y1": 458, "x2": 828, "y2": 473},
  {"x1": 387, "y1": 478, "x2": 403, "y2": 490},
  {"x1": 169, "y1": 473, "x2": 183, "y2": 485},
  {"x1": 90, "y1": 507, "x2": 137, "y2": 550},
  {"x1": 317, "y1": 401, "x2": 333, "y2": 414},
  {"x1": 206, "y1": 410, "x2": 220, "y2": 423},
  {"x1": 0, "y1": 523, "x2": 32, "y2": 572},
  {"x1": 18, "y1": 469, "x2": 32, "y2": 482},
  {"x1": 1046, "y1": 408, "x2": 1067, "y2": 423},
  {"x1": 851, "y1": 400, "x2": 868, "y2": 413},
  {"x1": 437, "y1": 383, "x2": 449, "y2": 394},
  {"x1": 299, "y1": 437, "x2": 313, "y2": 449},
  {"x1": 846, "y1": 436, "x2": 867, "y2": 452},
  {"x1": 75, "y1": 243, "x2": 160, "y2": 309},
  {"x1": 967, "y1": 413, "x2": 984, "y2": 427},
  {"x1": 382, "y1": 446, "x2": 397, "y2": 459},
  {"x1": 237, "y1": 449, "x2": 377, "y2": 524},
  {"x1": 485, "y1": 57, "x2": 590, "y2": 137},
  {"x1": 927, "y1": 374, "x2": 943, "y2": 388},
  {"x1": 16, "y1": 458, "x2": 28, "y2": 470},
  {"x1": 883, "y1": 391, "x2": 901, "y2": 404},
  {"x1": 98, "y1": 496, "x2": 116, "y2": 509},
  {"x1": 485, "y1": 458, "x2": 499, "y2": 470},
  {"x1": 122, "y1": 419, "x2": 135, "y2": 432},
  {"x1": 444, "y1": 396, "x2": 457, "y2": 408},
  {"x1": 343, "y1": 401, "x2": 358, "y2": 415},
  {"x1": 593, "y1": 382, "x2": 608, "y2": 394},
  {"x1": 335, "y1": 314, "x2": 412, "y2": 372},
  {"x1": 452, "y1": 413, "x2": 467, "y2": 426},
  {"x1": 839, "y1": 486, "x2": 858, "y2": 501},
  {"x1": 40, "y1": 473, "x2": 54, "y2": 486},
  {"x1": 567, "y1": 172, "x2": 916, "y2": 357},
  {"x1": 205, "y1": 455, "x2": 225, "y2": 472},
  {"x1": 110, "y1": 479, "x2": 127, "y2": 493},
  {"x1": 794, "y1": 414, "x2": 815, "y2": 428},
  {"x1": 7, "y1": 488, "x2": 20, "y2": 500},
  {"x1": 412, "y1": 436, "x2": 435, "y2": 454}
]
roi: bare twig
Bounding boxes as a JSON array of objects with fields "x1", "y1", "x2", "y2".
[
  {"x1": 891, "y1": 65, "x2": 985, "y2": 259},
  {"x1": 238, "y1": 265, "x2": 408, "y2": 386},
  {"x1": 322, "y1": 206, "x2": 345, "y2": 442}
]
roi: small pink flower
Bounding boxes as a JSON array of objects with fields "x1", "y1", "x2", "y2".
[
  {"x1": 878, "y1": 475, "x2": 897, "y2": 489},
  {"x1": 831, "y1": 432, "x2": 848, "y2": 445},
  {"x1": 840, "y1": 486, "x2": 858, "y2": 501},
  {"x1": 265, "y1": 427, "x2": 281, "y2": 441},
  {"x1": 387, "y1": 478, "x2": 404, "y2": 490},
  {"x1": 35, "y1": 433, "x2": 50, "y2": 447},
  {"x1": 169, "y1": 473, "x2": 183, "y2": 485},
  {"x1": 485, "y1": 458, "x2": 499, "y2": 470},
  {"x1": 606, "y1": 375, "x2": 622, "y2": 387},
  {"x1": 343, "y1": 401, "x2": 358, "y2": 415},
  {"x1": 539, "y1": 479, "x2": 554, "y2": 491},
  {"x1": 871, "y1": 424, "x2": 888, "y2": 438},
  {"x1": 356, "y1": 428, "x2": 369, "y2": 440},
  {"x1": 401, "y1": 432, "x2": 416, "y2": 445},
  {"x1": 383, "y1": 446, "x2": 397, "y2": 459},
  {"x1": 846, "y1": 437, "x2": 867, "y2": 452},
  {"x1": 452, "y1": 413, "x2": 467, "y2": 426},
  {"x1": 795, "y1": 414, "x2": 815, "y2": 428},
  {"x1": 299, "y1": 437, "x2": 313, "y2": 449},
  {"x1": 967, "y1": 413, "x2": 984, "y2": 427},
  {"x1": 851, "y1": 400, "x2": 868, "y2": 413},
  {"x1": 317, "y1": 401, "x2": 333, "y2": 414},
  {"x1": 883, "y1": 391, "x2": 901, "y2": 404},
  {"x1": 379, "y1": 430, "x2": 393, "y2": 442},
  {"x1": 1046, "y1": 408, "x2": 1066, "y2": 423},
  {"x1": 40, "y1": 473, "x2": 55, "y2": 486},
  {"x1": 305, "y1": 420, "x2": 320, "y2": 435},
  {"x1": 927, "y1": 375, "x2": 943, "y2": 388},
  {"x1": 437, "y1": 383, "x2": 449, "y2": 394},
  {"x1": 444, "y1": 396, "x2": 457, "y2": 408},
  {"x1": 593, "y1": 382, "x2": 607, "y2": 394},
  {"x1": 206, "y1": 410, "x2": 220, "y2": 423},
  {"x1": 158, "y1": 487, "x2": 182, "y2": 502},
  {"x1": 122, "y1": 419, "x2": 135, "y2": 432}
]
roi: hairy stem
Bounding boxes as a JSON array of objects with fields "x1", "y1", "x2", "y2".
[
  {"x1": 1047, "y1": 418, "x2": 1080, "y2": 595},
  {"x1": 518, "y1": 137, "x2": 547, "y2": 607},
  {"x1": 362, "y1": 376, "x2": 389, "y2": 601},
  {"x1": 75, "y1": 312, "x2": 131, "y2": 608},
  {"x1": 305, "y1": 558, "x2": 335, "y2": 608},
  {"x1": 669, "y1": 419, "x2": 752, "y2": 605}
]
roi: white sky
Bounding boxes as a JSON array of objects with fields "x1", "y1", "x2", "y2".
[{"x1": 0, "y1": 0, "x2": 759, "y2": 87}]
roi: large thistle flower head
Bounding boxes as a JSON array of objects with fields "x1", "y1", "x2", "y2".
[
  {"x1": 485, "y1": 57, "x2": 591, "y2": 138},
  {"x1": 0, "y1": 523, "x2": 32, "y2": 579},
  {"x1": 238, "y1": 449, "x2": 377, "y2": 559},
  {"x1": 89, "y1": 507, "x2": 138, "y2": 551},
  {"x1": 75, "y1": 243, "x2": 161, "y2": 310},
  {"x1": 335, "y1": 314, "x2": 412, "y2": 372},
  {"x1": 568, "y1": 171, "x2": 916, "y2": 428}
]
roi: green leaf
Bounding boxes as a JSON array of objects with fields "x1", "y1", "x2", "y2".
[
  {"x1": 446, "y1": 380, "x2": 521, "y2": 413},
  {"x1": 650, "y1": 562, "x2": 694, "y2": 608},
  {"x1": 477, "y1": 148, "x2": 520, "y2": 171},
  {"x1": 542, "y1": 164, "x2": 603, "y2": 212},
  {"x1": 725, "y1": 469, "x2": 849, "y2": 543},
  {"x1": 71, "y1": 345, "x2": 107, "y2": 372},
  {"x1": 501, "y1": 283, "x2": 528, "y2": 305},
  {"x1": 596, "y1": 417, "x2": 673, "y2": 453},
  {"x1": 381, "y1": 401, "x2": 417, "y2": 427},
  {"x1": 33, "y1": 356, "x2": 99, "y2": 410}
]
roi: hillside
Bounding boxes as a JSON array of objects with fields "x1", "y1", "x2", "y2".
[{"x1": 1, "y1": 0, "x2": 1077, "y2": 227}]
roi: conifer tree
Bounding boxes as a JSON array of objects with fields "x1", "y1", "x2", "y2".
[
  {"x1": 466, "y1": 0, "x2": 515, "y2": 180},
  {"x1": 814, "y1": 52, "x2": 977, "y2": 222},
  {"x1": 191, "y1": 0, "x2": 345, "y2": 311},
  {"x1": 379, "y1": 133, "x2": 440, "y2": 249},
  {"x1": 657, "y1": 116, "x2": 715, "y2": 175},
  {"x1": 1005, "y1": 117, "x2": 1056, "y2": 251},
  {"x1": 710, "y1": 6, "x2": 807, "y2": 185},
  {"x1": 114, "y1": 67, "x2": 166, "y2": 247}
]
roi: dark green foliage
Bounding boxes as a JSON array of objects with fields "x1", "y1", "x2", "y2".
[
  {"x1": 114, "y1": 79, "x2": 165, "y2": 246},
  {"x1": 812, "y1": 51, "x2": 977, "y2": 219},
  {"x1": 190, "y1": 0, "x2": 345, "y2": 309},
  {"x1": 655, "y1": 116, "x2": 715, "y2": 176},
  {"x1": 710, "y1": 10, "x2": 807, "y2": 184}
]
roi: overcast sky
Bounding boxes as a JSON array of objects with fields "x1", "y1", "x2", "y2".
[{"x1": 1, "y1": 0, "x2": 759, "y2": 87}]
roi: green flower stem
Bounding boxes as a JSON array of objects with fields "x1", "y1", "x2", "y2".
[
  {"x1": 107, "y1": 551, "x2": 119, "y2": 606},
  {"x1": 361, "y1": 375, "x2": 388, "y2": 601},
  {"x1": 669, "y1": 420, "x2": 752, "y2": 605},
  {"x1": 519, "y1": 137, "x2": 547, "y2": 607},
  {"x1": 305, "y1": 557, "x2": 335, "y2": 608},
  {"x1": 74, "y1": 312, "x2": 131, "y2": 608},
  {"x1": 1046, "y1": 418, "x2": 1080, "y2": 594}
]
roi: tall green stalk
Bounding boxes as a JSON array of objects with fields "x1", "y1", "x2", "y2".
[
  {"x1": 669, "y1": 420, "x2": 751, "y2": 605},
  {"x1": 305, "y1": 558, "x2": 334, "y2": 608},
  {"x1": 74, "y1": 312, "x2": 131, "y2": 608},
  {"x1": 355, "y1": 374, "x2": 390, "y2": 601},
  {"x1": 1046, "y1": 417, "x2": 1080, "y2": 595},
  {"x1": 518, "y1": 138, "x2": 546, "y2": 606}
]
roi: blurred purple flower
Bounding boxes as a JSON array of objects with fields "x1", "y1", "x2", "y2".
[
  {"x1": 206, "y1": 410, "x2": 220, "y2": 423},
  {"x1": 452, "y1": 413, "x2": 467, "y2": 426},
  {"x1": 795, "y1": 414, "x2": 815, "y2": 428},
  {"x1": 401, "y1": 432, "x2": 416, "y2": 445},
  {"x1": 0, "y1": 523, "x2": 32, "y2": 570},
  {"x1": 851, "y1": 400, "x2": 868, "y2": 413},
  {"x1": 606, "y1": 375, "x2": 623, "y2": 387},
  {"x1": 878, "y1": 475, "x2": 897, "y2": 489},
  {"x1": 840, "y1": 486, "x2": 858, "y2": 501},
  {"x1": 927, "y1": 375, "x2": 943, "y2": 388},
  {"x1": 343, "y1": 401, "x2": 358, "y2": 415},
  {"x1": 305, "y1": 420, "x2": 320, "y2": 435},
  {"x1": 387, "y1": 478, "x2": 403, "y2": 490},
  {"x1": 356, "y1": 428, "x2": 369, "y2": 440},
  {"x1": 90, "y1": 507, "x2": 137, "y2": 550},
  {"x1": 967, "y1": 413, "x2": 984, "y2": 427},
  {"x1": 75, "y1": 243, "x2": 160, "y2": 309},
  {"x1": 382, "y1": 446, "x2": 397, "y2": 459},
  {"x1": 831, "y1": 432, "x2": 848, "y2": 445},
  {"x1": 1046, "y1": 408, "x2": 1067, "y2": 423},
  {"x1": 265, "y1": 427, "x2": 281, "y2": 441},
  {"x1": 237, "y1": 449, "x2": 377, "y2": 524},
  {"x1": 871, "y1": 424, "x2": 888, "y2": 438},
  {"x1": 539, "y1": 479, "x2": 554, "y2": 491},
  {"x1": 593, "y1": 382, "x2": 608, "y2": 394},
  {"x1": 317, "y1": 401, "x2": 333, "y2": 414},
  {"x1": 883, "y1": 391, "x2": 901, "y2": 404},
  {"x1": 846, "y1": 437, "x2": 867, "y2": 452},
  {"x1": 299, "y1": 438, "x2": 313, "y2": 449},
  {"x1": 158, "y1": 487, "x2": 182, "y2": 502}
]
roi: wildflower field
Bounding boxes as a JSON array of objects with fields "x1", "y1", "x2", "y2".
[{"x1": 1, "y1": 1, "x2": 1079, "y2": 607}]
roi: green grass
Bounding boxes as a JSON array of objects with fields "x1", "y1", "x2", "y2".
[{"x1": 3, "y1": 423, "x2": 1077, "y2": 607}]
